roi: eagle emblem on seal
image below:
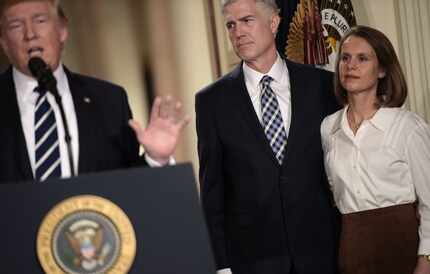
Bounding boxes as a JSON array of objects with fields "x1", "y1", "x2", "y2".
[{"x1": 66, "y1": 219, "x2": 112, "y2": 271}]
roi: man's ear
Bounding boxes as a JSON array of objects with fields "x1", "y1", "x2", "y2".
[
  {"x1": 59, "y1": 22, "x2": 69, "y2": 45},
  {"x1": 270, "y1": 14, "x2": 280, "y2": 35}
]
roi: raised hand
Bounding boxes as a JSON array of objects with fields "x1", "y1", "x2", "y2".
[{"x1": 129, "y1": 96, "x2": 190, "y2": 165}]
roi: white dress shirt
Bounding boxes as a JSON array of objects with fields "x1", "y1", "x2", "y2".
[
  {"x1": 243, "y1": 54, "x2": 292, "y2": 136},
  {"x1": 218, "y1": 56, "x2": 291, "y2": 274},
  {"x1": 14, "y1": 65, "x2": 79, "y2": 178},
  {"x1": 14, "y1": 65, "x2": 169, "y2": 179},
  {"x1": 321, "y1": 106, "x2": 430, "y2": 254}
]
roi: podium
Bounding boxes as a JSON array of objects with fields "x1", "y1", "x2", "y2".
[{"x1": 0, "y1": 164, "x2": 215, "y2": 274}]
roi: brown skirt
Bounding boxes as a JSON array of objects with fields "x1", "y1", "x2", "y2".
[{"x1": 339, "y1": 203, "x2": 419, "y2": 274}]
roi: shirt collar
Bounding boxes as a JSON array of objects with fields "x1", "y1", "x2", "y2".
[
  {"x1": 335, "y1": 107, "x2": 347, "y2": 134},
  {"x1": 243, "y1": 54, "x2": 287, "y2": 97},
  {"x1": 367, "y1": 107, "x2": 397, "y2": 131},
  {"x1": 13, "y1": 63, "x2": 68, "y2": 103},
  {"x1": 335, "y1": 106, "x2": 395, "y2": 135}
]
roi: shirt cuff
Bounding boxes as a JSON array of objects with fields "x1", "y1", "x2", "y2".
[
  {"x1": 144, "y1": 154, "x2": 175, "y2": 167},
  {"x1": 418, "y1": 238, "x2": 430, "y2": 255},
  {"x1": 217, "y1": 268, "x2": 232, "y2": 274}
]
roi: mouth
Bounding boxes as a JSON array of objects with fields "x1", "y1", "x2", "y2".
[
  {"x1": 344, "y1": 75, "x2": 360, "y2": 79},
  {"x1": 27, "y1": 47, "x2": 44, "y2": 57},
  {"x1": 237, "y1": 42, "x2": 253, "y2": 49}
]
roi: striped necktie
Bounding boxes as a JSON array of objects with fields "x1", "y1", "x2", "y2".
[
  {"x1": 34, "y1": 87, "x2": 62, "y2": 181},
  {"x1": 260, "y1": 75, "x2": 287, "y2": 164}
]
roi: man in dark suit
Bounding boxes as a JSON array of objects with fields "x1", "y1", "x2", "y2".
[
  {"x1": 195, "y1": 0, "x2": 339, "y2": 273},
  {"x1": 0, "y1": 0, "x2": 189, "y2": 183}
]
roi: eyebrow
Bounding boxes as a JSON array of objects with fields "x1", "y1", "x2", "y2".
[
  {"x1": 4, "y1": 12, "x2": 49, "y2": 23},
  {"x1": 238, "y1": 15, "x2": 255, "y2": 21},
  {"x1": 341, "y1": 51, "x2": 372, "y2": 56},
  {"x1": 5, "y1": 18, "x2": 21, "y2": 24},
  {"x1": 226, "y1": 14, "x2": 255, "y2": 25},
  {"x1": 32, "y1": 12, "x2": 50, "y2": 19}
]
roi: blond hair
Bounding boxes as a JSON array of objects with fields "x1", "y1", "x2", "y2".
[{"x1": 0, "y1": 0, "x2": 65, "y2": 20}]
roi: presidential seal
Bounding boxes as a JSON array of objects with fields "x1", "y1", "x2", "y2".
[{"x1": 37, "y1": 195, "x2": 136, "y2": 274}]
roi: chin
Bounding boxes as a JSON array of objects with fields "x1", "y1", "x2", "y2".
[
  {"x1": 237, "y1": 49, "x2": 255, "y2": 59},
  {"x1": 342, "y1": 82, "x2": 358, "y2": 91}
]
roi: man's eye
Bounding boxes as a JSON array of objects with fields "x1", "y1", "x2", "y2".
[
  {"x1": 7, "y1": 22, "x2": 22, "y2": 30},
  {"x1": 226, "y1": 22, "x2": 234, "y2": 29},
  {"x1": 35, "y1": 16, "x2": 48, "y2": 24}
]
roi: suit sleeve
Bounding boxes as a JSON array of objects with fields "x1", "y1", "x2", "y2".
[
  {"x1": 195, "y1": 91, "x2": 229, "y2": 269},
  {"x1": 118, "y1": 88, "x2": 147, "y2": 167},
  {"x1": 320, "y1": 69, "x2": 341, "y2": 116}
]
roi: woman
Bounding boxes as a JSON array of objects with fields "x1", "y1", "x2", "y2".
[{"x1": 321, "y1": 25, "x2": 430, "y2": 274}]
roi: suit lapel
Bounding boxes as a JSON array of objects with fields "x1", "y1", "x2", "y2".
[
  {"x1": 0, "y1": 68, "x2": 33, "y2": 181},
  {"x1": 282, "y1": 61, "x2": 312, "y2": 168},
  {"x1": 229, "y1": 65, "x2": 280, "y2": 166},
  {"x1": 65, "y1": 69, "x2": 98, "y2": 174}
]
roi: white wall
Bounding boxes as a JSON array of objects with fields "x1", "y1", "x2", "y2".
[
  {"x1": 351, "y1": 0, "x2": 430, "y2": 122},
  {"x1": 351, "y1": 0, "x2": 400, "y2": 52},
  {"x1": 169, "y1": 0, "x2": 215, "y2": 176}
]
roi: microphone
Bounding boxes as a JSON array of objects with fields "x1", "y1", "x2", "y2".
[
  {"x1": 28, "y1": 57, "x2": 76, "y2": 177},
  {"x1": 28, "y1": 57, "x2": 59, "y2": 98}
]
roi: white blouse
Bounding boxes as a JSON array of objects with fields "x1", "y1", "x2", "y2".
[{"x1": 321, "y1": 107, "x2": 430, "y2": 254}]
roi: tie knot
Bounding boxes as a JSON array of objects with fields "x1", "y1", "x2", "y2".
[
  {"x1": 34, "y1": 86, "x2": 48, "y2": 103},
  {"x1": 260, "y1": 75, "x2": 273, "y2": 86},
  {"x1": 34, "y1": 86, "x2": 48, "y2": 95}
]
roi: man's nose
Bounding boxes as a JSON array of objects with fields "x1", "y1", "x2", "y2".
[
  {"x1": 24, "y1": 23, "x2": 37, "y2": 41},
  {"x1": 233, "y1": 23, "x2": 245, "y2": 38}
]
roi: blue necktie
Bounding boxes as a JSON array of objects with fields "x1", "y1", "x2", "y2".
[
  {"x1": 34, "y1": 87, "x2": 62, "y2": 181},
  {"x1": 260, "y1": 75, "x2": 287, "y2": 164}
]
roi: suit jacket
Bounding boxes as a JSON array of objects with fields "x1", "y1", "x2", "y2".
[
  {"x1": 195, "y1": 59, "x2": 340, "y2": 274},
  {"x1": 0, "y1": 67, "x2": 144, "y2": 184}
]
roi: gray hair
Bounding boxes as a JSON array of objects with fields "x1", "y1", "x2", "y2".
[{"x1": 221, "y1": 0, "x2": 279, "y2": 14}]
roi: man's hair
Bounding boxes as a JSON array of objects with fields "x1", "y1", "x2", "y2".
[
  {"x1": 0, "y1": 0, "x2": 66, "y2": 20},
  {"x1": 221, "y1": 0, "x2": 278, "y2": 14},
  {"x1": 334, "y1": 25, "x2": 407, "y2": 107}
]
